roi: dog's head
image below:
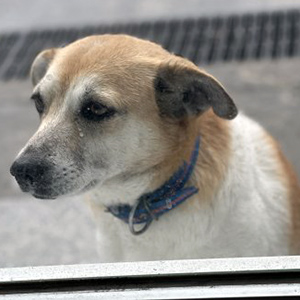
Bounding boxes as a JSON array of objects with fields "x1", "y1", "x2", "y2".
[{"x1": 10, "y1": 35, "x2": 237, "y2": 200}]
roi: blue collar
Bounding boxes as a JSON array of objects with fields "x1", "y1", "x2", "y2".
[{"x1": 106, "y1": 136, "x2": 200, "y2": 235}]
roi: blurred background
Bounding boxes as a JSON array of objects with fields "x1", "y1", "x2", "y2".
[{"x1": 0, "y1": 0, "x2": 300, "y2": 268}]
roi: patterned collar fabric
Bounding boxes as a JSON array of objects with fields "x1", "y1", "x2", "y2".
[{"x1": 106, "y1": 136, "x2": 200, "y2": 235}]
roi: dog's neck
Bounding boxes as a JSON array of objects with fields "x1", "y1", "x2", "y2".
[
  {"x1": 87, "y1": 138, "x2": 196, "y2": 209},
  {"x1": 87, "y1": 111, "x2": 231, "y2": 212},
  {"x1": 104, "y1": 136, "x2": 200, "y2": 233}
]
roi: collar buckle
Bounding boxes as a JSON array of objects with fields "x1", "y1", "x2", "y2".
[{"x1": 128, "y1": 197, "x2": 154, "y2": 235}]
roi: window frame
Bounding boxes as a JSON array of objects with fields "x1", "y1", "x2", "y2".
[{"x1": 1, "y1": 256, "x2": 300, "y2": 299}]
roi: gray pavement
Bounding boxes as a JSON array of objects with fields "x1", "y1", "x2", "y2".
[
  {"x1": 0, "y1": 0, "x2": 300, "y2": 268},
  {"x1": 1, "y1": 0, "x2": 300, "y2": 33},
  {"x1": 0, "y1": 195, "x2": 99, "y2": 268}
]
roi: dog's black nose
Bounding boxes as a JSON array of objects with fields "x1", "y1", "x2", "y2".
[{"x1": 10, "y1": 158, "x2": 48, "y2": 191}]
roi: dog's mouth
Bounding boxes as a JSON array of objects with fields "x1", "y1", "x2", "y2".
[
  {"x1": 15, "y1": 179, "x2": 60, "y2": 200},
  {"x1": 81, "y1": 180, "x2": 99, "y2": 193},
  {"x1": 33, "y1": 192, "x2": 57, "y2": 200},
  {"x1": 30, "y1": 184, "x2": 61, "y2": 200},
  {"x1": 33, "y1": 180, "x2": 99, "y2": 200}
]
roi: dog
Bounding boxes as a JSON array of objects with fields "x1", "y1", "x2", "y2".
[{"x1": 10, "y1": 34, "x2": 300, "y2": 262}]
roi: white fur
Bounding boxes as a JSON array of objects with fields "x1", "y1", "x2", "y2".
[{"x1": 87, "y1": 113, "x2": 291, "y2": 262}]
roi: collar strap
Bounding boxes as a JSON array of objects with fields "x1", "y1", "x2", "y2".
[{"x1": 106, "y1": 136, "x2": 200, "y2": 235}]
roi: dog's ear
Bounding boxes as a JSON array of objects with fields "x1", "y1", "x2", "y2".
[
  {"x1": 30, "y1": 48, "x2": 57, "y2": 86},
  {"x1": 154, "y1": 63, "x2": 238, "y2": 120}
]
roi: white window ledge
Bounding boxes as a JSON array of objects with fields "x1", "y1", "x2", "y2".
[{"x1": 1, "y1": 256, "x2": 300, "y2": 299}]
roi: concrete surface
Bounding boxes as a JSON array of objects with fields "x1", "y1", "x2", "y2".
[
  {"x1": 0, "y1": 0, "x2": 300, "y2": 268},
  {"x1": 0, "y1": 58, "x2": 299, "y2": 268},
  {"x1": 0, "y1": 196, "x2": 99, "y2": 268},
  {"x1": 1, "y1": 0, "x2": 300, "y2": 33}
]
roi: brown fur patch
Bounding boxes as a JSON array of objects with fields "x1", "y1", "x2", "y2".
[
  {"x1": 194, "y1": 110, "x2": 231, "y2": 202},
  {"x1": 264, "y1": 133, "x2": 300, "y2": 254},
  {"x1": 143, "y1": 109, "x2": 231, "y2": 209},
  {"x1": 52, "y1": 35, "x2": 171, "y2": 89}
]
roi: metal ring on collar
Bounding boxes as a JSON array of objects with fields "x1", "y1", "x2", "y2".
[{"x1": 128, "y1": 198, "x2": 153, "y2": 235}]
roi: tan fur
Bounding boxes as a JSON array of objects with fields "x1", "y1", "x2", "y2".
[
  {"x1": 53, "y1": 35, "x2": 171, "y2": 90},
  {"x1": 265, "y1": 134, "x2": 300, "y2": 253},
  {"x1": 139, "y1": 110, "x2": 231, "y2": 209},
  {"x1": 194, "y1": 111, "x2": 231, "y2": 202}
]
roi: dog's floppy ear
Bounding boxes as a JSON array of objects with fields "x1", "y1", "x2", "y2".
[
  {"x1": 30, "y1": 48, "x2": 57, "y2": 86},
  {"x1": 154, "y1": 62, "x2": 238, "y2": 120}
]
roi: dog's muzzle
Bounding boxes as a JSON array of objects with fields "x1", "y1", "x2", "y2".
[{"x1": 10, "y1": 157, "x2": 56, "y2": 199}]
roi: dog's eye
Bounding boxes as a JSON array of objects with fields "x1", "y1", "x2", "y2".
[
  {"x1": 31, "y1": 93, "x2": 45, "y2": 115},
  {"x1": 81, "y1": 101, "x2": 115, "y2": 121}
]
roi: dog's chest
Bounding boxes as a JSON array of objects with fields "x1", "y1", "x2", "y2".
[{"x1": 94, "y1": 192, "x2": 289, "y2": 262}]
